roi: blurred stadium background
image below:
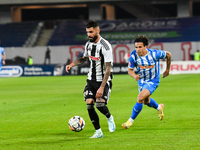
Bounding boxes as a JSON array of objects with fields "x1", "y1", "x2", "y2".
[
  {"x1": 0, "y1": 0, "x2": 200, "y2": 77},
  {"x1": 0, "y1": 2, "x2": 199, "y2": 150}
]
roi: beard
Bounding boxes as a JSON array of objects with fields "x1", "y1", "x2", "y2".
[{"x1": 89, "y1": 35, "x2": 98, "y2": 42}]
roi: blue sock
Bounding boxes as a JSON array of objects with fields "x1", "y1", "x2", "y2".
[
  {"x1": 131, "y1": 102, "x2": 143, "y2": 119},
  {"x1": 147, "y1": 98, "x2": 158, "y2": 109}
]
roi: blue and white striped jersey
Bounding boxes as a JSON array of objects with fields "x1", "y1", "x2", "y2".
[
  {"x1": 129, "y1": 48, "x2": 166, "y2": 84},
  {"x1": 0, "y1": 46, "x2": 5, "y2": 67}
]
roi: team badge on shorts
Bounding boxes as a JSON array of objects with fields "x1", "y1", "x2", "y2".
[
  {"x1": 84, "y1": 90, "x2": 93, "y2": 96},
  {"x1": 88, "y1": 91, "x2": 93, "y2": 95}
]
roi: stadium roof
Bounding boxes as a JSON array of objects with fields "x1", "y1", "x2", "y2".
[{"x1": 0, "y1": 0, "x2": 191, "y2": 5}]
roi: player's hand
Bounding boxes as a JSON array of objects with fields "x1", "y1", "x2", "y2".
[
  {"x1": 95, "y1": 86, "x2": 104, "y2": 99},
  {"x1": 2, "y1": 60, "x2": 5, "y2": 65},
  {"x1": 163, "y1": 70, "x2": 169, "y2": 78},
  {"x1": 135, "y1": 74, "x2": 141, "y2": 81},
  {"x1": 66, "y1": 65, "x2": 72, "y2": 73}
]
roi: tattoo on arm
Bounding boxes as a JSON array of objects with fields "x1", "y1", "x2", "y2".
[
  {"x1": 73, "y1": 57, "x2": 88, "y2": 66},
  {"x1": 101, "y1": 62, "x2": 111, "y2": 88},
  {"x1": 165, "y1": 52, "x2": 171, "y2": 70}
]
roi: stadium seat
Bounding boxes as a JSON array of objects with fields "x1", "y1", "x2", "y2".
[{"x1": 0, "y1": 22, "x2": 39, "y2": 47}]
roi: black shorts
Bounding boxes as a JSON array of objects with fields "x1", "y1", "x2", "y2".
[{"x1": 83, "y1": 79, "x2": 112, "y2": 104}]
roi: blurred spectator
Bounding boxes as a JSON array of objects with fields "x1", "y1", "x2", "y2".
[
  {"x1": 27, "y1": 55, "x2": 33, "y2": 65},
  {"x1": 44, "y1": 46, "x2": 51, "y2": 64},
  {"x1": 124, "y1": 49, "x2": 131, "y2": 63},
  {"x1": 77, "y1": 52, "x2": 83, "y2": 59},
  {"x1": 77, "y1": 51, "x2": 88, "y2": 65},
  {"x1": 194, "y1": 49, "x2": 200, "y2": 61}
]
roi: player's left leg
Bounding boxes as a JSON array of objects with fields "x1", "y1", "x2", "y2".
[
  {"x1": 96, "y1": 81, "x2": 115, "y2": 133},
  {"x1": 143, "y1": 81, "x2": 164, "y2": 120},
  {"x1": 146, "y1": 98, "x2": 158, "y2": 109},
  {"x1": 96, "y1": 99, "x2": 111, "y2": 118},
  {"x1": 96, "y1": 99, "x2": 115, "y2": 133}
]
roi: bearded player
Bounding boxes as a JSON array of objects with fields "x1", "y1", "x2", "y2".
[{"x1": 66, "y1": 20, "x2": 115, "y2": 138}]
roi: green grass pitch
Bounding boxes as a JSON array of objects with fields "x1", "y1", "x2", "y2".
[{"x1": 0, "y1": 74, "x2": 200, "y2": 150}]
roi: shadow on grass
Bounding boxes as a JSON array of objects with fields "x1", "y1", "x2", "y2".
[{"x1": 1, "y1": 131, "x2": 88, "y2": 147}]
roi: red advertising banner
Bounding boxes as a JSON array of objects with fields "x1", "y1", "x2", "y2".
[{"x1": 160, "y1": 61, "x2": 200, "y2": 74}]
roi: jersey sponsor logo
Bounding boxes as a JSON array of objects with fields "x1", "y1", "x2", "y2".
[
  {"x1": 89, "y1": 55, "x2": 101, "y2": 61},
  {"x1": 139, "y1": 64, "x2": 155, "y2": 69}
]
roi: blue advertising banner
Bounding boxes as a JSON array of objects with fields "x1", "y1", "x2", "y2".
[
  {"x1": 0, "y1": 64, "x2": 128, "y2": 77},
  {"x1": 48, "y1": 17, "x2": 200, "y2": 45},
  {"x1": 0, "y1": 65, "x2": 65, "y2": 77},
  {"x1": 22, "y1": 65, "x2": 55, "y2": 76}
]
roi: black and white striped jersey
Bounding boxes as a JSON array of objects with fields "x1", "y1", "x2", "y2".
[{"x1": 83, "y1": 37, "x2": 113, "y2": 82}]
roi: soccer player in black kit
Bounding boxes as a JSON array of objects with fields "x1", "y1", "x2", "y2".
[{"x1": 66, "y1": 20, "x2": 115, "y2": 138}]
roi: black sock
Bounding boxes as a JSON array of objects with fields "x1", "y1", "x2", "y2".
[
  {"x1": 97, "y1": 105, "x2": 111, "y2": 118},
  {"x1": 87, "y1": 105, "x2": 100, "y2": 130}
]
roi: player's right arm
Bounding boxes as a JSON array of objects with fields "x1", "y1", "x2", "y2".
[
  {"x1": 128, "y1": 50, "x2": 141, "y2": 81},
  {"x1": 128, "y1": 68, "x2": 141, "y2": 81},
  {"x1": 2, "y1": 53, "x2": 6, "y2": 65},
  {"x1": 66, "y1": 56, "x2": 88, "y2": 73}
]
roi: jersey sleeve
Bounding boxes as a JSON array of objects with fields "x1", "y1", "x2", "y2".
[
  {"x1": 155, "y1": 49, "x2": 166, "y2": 60},
  {"x1": 1, "y1": 47, "x2": 5, "y2": 54},
  {"x1": 102, "y1": 43, "x2": 113, "y2": 63},
  {"x1": 128, "y1": 51, "x2": 136, "y2": 69},
  {"x1": 83, "y1": 42, "x2": 89, "y2": 57}
]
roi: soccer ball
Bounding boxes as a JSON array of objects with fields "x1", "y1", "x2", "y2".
[{"x1": 68, "y1": 116, "x2": 85, "y2": 132}]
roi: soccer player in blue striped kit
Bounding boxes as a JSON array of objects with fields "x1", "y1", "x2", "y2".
[
  {"x1": 122, "y1": 35, "x2": 171, "y2": 129},
  {"x1": 0, "y1": 46, "x2": 6, "y2": 71}
]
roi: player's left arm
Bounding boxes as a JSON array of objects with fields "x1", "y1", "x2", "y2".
[
  {"x1": 2, "y1": 53, "x2": 6, "y2": 65},
  {"x1": 95, "y1": 62, "x2": 111, "y2": 99},
  {"x1": 163, "y1": 51, "x2": 171, "y2": 78}
]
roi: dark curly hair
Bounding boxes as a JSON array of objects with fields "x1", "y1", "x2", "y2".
[
  {"x1": 134, "y1": 35, "x2": 149, "y2": 46},
  {"x1": 86, "y1": 20, "x2": 99, "y2": 28}
]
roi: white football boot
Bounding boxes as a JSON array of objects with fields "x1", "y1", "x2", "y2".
[
  {"x1": 90, "y1": 130, "x2": 103, "y2": 138},
  {"x1": 107, "y1": 115, "x2": 116, "y2": 133}
]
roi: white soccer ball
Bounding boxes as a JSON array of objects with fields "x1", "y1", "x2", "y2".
[{"x1": 68, "y1": 116, "x2": 85, "y2": 132}]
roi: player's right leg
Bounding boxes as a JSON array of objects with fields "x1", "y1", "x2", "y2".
[
  {"x1": 122, "y1": 102, "x2": 143, "y2": 129},
  {"x1": 90, "y1": 129, "x2": 103, "y2": 138},
  {"x1": 157, "y1": 103, "x2": 164, "y2": 120},
  {"x1": 84, "y1": 82, "x2": 103, "y2": 138},
  {"x1": 122, "y1": 89, "x2": 149, "y2": 129},
  {"x1": 86, "y1": 99, "x2": 103, "y2": 138}
]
